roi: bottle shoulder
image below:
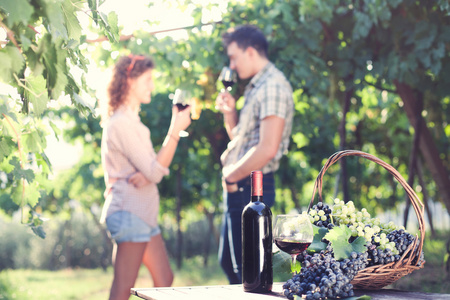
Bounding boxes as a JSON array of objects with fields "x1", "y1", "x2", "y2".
[{"x1": 243, "y1": 201, "x2": 272, "y2": 216}]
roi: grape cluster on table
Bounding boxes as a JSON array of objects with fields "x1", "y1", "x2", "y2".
[
  {"x1": 283, "y1": 250, "x2": 367, "y2": 300},
  {"x1": 282, "y1": 199, "x2": 425, "y2": 300}
]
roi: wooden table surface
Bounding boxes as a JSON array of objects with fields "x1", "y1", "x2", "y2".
[{"x1": 131, "y1": 283, "x2": 450, "y2": 300}]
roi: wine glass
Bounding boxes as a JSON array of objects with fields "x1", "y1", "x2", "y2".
[
  {"x1": 172, "y1": 88, "x2": 191, "y2": 137},
  {"x1": 216, "y1": 67, "x2": 237, "y2": 111},
  {"x1": 273, "y1": 214, "x2": 313, "y2": 274},
  {"x1": 218, "y1": 66, "x2": 237, "y2": 92}
]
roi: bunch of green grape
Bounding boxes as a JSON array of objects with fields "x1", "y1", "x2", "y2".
[{"x1": 309, "y1": 198, "x2": 405, "y2": 254}]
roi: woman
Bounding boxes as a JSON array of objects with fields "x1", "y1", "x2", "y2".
[{"x1": 100, "y1": 54, "x2": 191, "y2": 300}]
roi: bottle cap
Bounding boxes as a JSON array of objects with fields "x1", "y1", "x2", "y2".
[{"x1": 251, "y1": 170, "x2": 263, "y2": 196}]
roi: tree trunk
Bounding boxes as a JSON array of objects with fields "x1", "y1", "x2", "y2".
[
  {"x1": 63, "y1": 219, "x2": 71, "y2": 269},
  {"x1": 289, "y1": 186, "x2": 300, "y2": 210},
  {"x1": 403, "y1": 94, "x2": 422, "y2": 228},
  {"x1": 203, "y1": 208, "x2": 217, "y2": 267},
  {"x1": 394, "y1": 81, "x2": 450, "y2": 215},
  {"x1": 417, "y1": 159, "x2": 436, "y2": 237},
  {"x1": 333, "y1": 172, "x2": 340, "y2": 199}
]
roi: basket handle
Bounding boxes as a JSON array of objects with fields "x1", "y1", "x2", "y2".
[{"x1": 308, "y1": 150, "x2": 425, "y2": 252}]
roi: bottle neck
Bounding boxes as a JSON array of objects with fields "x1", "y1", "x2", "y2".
[
  {"x1": 251, "y1": 195, "x2": 263, "y2": 202},
  {"x1": 251, "y1": 171, "x2": 263, "y2": 202}
]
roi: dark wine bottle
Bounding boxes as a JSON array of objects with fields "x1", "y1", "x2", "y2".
[{"x1": 242, "y1": 170, "x2": 273, "y2": 293}]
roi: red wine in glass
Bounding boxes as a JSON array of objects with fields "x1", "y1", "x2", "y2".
[
  {"x1": 172, "y1": 89, "x2": 191, "y2": 137},
  {"x1": 222, "y1": 79, "x2": 235, "y2": 90},
  {"x1": 219, "y1": 67, "x2": 237, "y2": 92},
  {"x1": 274, "y1": 239, "x2": 311, "y2": 255},
  {"x1": 175, "y1": 103, "x2": 189, "y2": 111}
]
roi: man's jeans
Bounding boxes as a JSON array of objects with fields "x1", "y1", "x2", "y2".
[{"x1": 218, "y1": 173, "x2": 275, "y2": 284}]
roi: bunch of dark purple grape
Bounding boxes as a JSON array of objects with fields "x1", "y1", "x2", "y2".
[
  {"x1": 366, "y1": 243, "x2": 398, "y2": 266},
  {"x1": 309, "y1": 202, "x2": 334, "y2": 229},
  {"x1": 285, "y1": 199, "x2": 427, "y2": 299},
  {"x1": 283, "y1": 250, "x2": 368, "y2": 300},
  {"x1": 387, "y1": 229, "x2": 415, "y2": 256}
]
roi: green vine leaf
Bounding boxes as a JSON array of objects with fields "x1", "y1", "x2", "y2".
[
  {"x1": 307, "y1": 224, "x2": 328, "y2": 253},
  {"x1": 273, "y1": 249, "x2": 292, "y2": 276},
  {"x1": 31, "y1": 225, "x2": 46, "y2": 239},
  {"x1": 24, "y1": 181, "x2": 41, "y2": 207},
  {"x1": 9, "y1": 157, "x2": 35, "y2": 183},
  {"x1": 324, "y1": 225, "x2": 367, "y2": 261},
  {"x1": 0, "y1": 0, "x2": 33, "y2": 26},
  {"x1": 11, "y1": 180, "x2": 43, "y2": 211},
  {"x1": 25, "y1": 75, "x2": 48, "y2": 116},
  {"x1": 0, "y1": 136, "x2": 15, "y2": 160},
  {"x1": 87, "y1": 0, "x2": 99, "y2": 25},
  {"x1": 62, "y1": 0, "x2": 83, "y2": 42},
  {"x1": 0, "y1": 156, "x2": 14, "y2": 173},
  {"x1": 49, "y1": 120, "x2": 61, "y2": 140},
  {"x1": 106, "y1": 11, "x2": 119, "y2": 42},
  {"x1": 0, "y1": 46, "x2": 25, "y2": 82},
  {"x1": 23, "y1": 130, "x2": 46, "y2": 153},
  {"x1": 28, "y1": 211, "x2": 47, "y2": 239},
  {"x1": 43, "y1": 0, "x2": 69, "y2": 41}
]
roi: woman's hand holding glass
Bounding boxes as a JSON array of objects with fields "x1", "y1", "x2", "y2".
[
  {"x1": 171, "y1": 89, "x2": 193, "y2": 137},
  {"x1": 170, "y1": 103, "x2": 191, "y2": 138}
]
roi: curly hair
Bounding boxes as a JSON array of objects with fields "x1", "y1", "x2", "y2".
[{"x1": 102, "y1": 54, "x2": 154, "y2": 123}]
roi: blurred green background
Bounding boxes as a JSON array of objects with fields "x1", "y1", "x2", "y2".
[{"x1": 0, "y1": 0, "x2": 449, "y2": 298}]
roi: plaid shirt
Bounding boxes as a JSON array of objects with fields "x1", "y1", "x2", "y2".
[
  {"x1": 100, "y1": 105, "x2": 169, "y2": 227},
  {"x1": 225, "y1": 62, "x2": 294, "y2": 174}
]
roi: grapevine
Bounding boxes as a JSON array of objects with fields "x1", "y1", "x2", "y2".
[
  {"x1": 0, "y1": 0, "x2": 119, "y2": 238},
  {"x1": 282, "y1": 199, "x2": 425, "y2": 299}
]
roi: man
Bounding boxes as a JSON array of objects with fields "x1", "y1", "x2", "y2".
[{"x1": 216, "y1": 24, "x2": 294, "y2": 284}]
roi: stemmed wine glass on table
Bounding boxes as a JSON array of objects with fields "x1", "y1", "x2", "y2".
[{"x1": 273, "y1": 214, "x2": 314, "y2": 274}]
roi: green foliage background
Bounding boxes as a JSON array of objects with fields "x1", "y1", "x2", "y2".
[{"x1": 0, "y1": 0, "x2": 449, "y2": 268}]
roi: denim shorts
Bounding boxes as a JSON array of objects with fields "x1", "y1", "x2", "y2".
[{"x1": 105, "y1": 211, "x2": 161, "y2": 244}]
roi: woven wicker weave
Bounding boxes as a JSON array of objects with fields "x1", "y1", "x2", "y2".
[{"x1": 308, "y1": 150, "x2": 426, "y2": 289}]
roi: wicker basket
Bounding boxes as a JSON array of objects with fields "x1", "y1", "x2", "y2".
[{"x1": 308, "y1": 150, "x2": 426, "y2": 289}]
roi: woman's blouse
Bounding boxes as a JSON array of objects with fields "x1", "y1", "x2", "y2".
[{"x1": 100, "y1": 105, "x2": 169, "y2": 227}]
